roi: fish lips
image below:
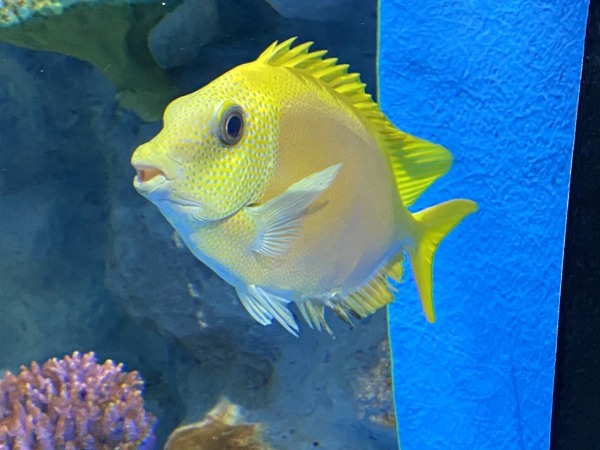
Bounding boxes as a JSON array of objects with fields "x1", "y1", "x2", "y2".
[
  {"x1": 131, "y1": 143, "x2": 181, "y2": 196},
  {"x1": 131, "y1": 154, "x2": 178, "y2": 194},
  {"x1": 133, "y1": 165, "x2": 169, "y2": 195}
]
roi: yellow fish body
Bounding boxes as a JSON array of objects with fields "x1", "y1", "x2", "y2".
[{"x1": 131, "y1": 38, "x2": 477, "y2": 335}]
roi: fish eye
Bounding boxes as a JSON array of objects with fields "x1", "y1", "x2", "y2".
[{"x1": 217, "y1": 105, "x2": 245, "y2": 146}]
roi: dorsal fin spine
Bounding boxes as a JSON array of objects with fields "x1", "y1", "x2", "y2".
[
  {"x1": 285, "y1": 41, "x2": 313, "y2": 58},
  {"x1": 262, "y1": 38, "x2": 298, "y2": 61}
]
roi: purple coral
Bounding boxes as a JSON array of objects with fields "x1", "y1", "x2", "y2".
[{"x1": 0, "y1": 351, "x2": 156, "y2": 450}]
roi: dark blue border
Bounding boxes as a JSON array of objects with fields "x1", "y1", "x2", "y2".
[{"x1": 551, "y1": 1, "x2": 600, "y2": 448}]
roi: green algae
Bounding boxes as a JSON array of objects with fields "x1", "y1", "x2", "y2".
[{"x1": 0, "y1": 0, "x2": 181, "y2": 121}]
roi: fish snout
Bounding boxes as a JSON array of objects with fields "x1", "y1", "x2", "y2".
[{"x1": 131, "y1": 143, "x2": 181, "y2": 194}]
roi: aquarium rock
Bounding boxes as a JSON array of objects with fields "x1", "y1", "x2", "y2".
[
  {"x1": 263, "y1": 0, "x2": 361, "y2": 21},
  {"x1": 148, "y1": 0, "x2": 219, "y2": 69},
  {"x1": 353, "y1": 340, "x2": 396, "y2": 428},
  {"x1": 0, "y1": 1, "x2": 396, "y2": 446}
]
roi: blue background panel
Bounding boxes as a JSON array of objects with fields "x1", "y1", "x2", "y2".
[{"x1": 379, "y1": 1, "x2": 589, "y2": 448}]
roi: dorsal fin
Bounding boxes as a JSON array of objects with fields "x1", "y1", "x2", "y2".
[{"x1": 256, "y1": 38, "x2": 453, "y2": 206}]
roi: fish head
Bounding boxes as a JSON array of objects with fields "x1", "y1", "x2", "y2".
[{"x1": 131, "y1": 65, "x2": 279, "y2": 221}]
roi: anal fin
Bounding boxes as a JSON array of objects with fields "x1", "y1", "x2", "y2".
[
  {"x1": 237, "y1": 285, "x2": 299, "y2": 336},
  {"x1": 297, "y1": 301, "x2": 333, "y2": 335},
  {"x1": 296, "y1": 253, "x2": 404, "y2": 333},
  {"x1": 337, "y1": 252, "x2": 404, "y2": 319}
]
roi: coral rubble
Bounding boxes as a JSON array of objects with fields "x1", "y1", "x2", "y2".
[
  {"x1": 164, "y1": 397, "x2": 271, "y2": 450},
  {"x1": 353, "y1": 339, "x2": 396, "y2": 428}
]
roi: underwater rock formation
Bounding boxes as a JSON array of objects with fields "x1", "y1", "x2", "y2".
[
  {"x1": 164, "y1": 397, "x2": 271, "y2": 450},
  {"x1": 353, "y1": 340, "x2": 396, "y2": 428},
  {"x1": 263, "y1": 0, "x2": 362, "y2": 21},
  {"x1": 0, "y1": 0, "x2": 180, "y2": 122},
  {"x1": 0, "y1": 352, "x2": 156, "y2": 449},
  {"x1": 0, "y1": 55, "x2": 44, "y2": 151},
  {"x1": 148, "y1": 0, "x2": 219, "y2": 69},
  {"x1": 0, "y1": 0, "x2": 393, "y2": 447}
]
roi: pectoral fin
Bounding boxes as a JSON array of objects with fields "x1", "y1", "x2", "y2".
[{"x1": 247, "y1": 163, "x2": 341, "y2": 257}]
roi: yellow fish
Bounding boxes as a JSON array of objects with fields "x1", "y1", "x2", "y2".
[{"x1": 131, "y1": 38, "x2": 477, "y2": 336}]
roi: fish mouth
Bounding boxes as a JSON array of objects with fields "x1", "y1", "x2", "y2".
[{"x1": 133, "y1": 164, "x2": 169, "y2": 193}]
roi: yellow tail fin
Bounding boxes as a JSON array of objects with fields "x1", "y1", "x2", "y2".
[{"x1": 408, "y1": 199, "x2": 478, "y2": 322}]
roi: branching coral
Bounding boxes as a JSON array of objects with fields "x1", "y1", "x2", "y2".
[{"x1": 0, "y1": 351, "x2": 156, "y2": 449}]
